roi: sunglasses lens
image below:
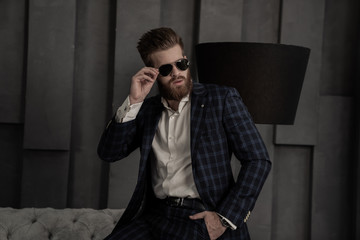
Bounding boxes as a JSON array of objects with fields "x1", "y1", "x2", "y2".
[
  {"x1": 158, "y1": 59, "x2": 189, "y2": 76},
  {"x1": 176, "y1": 59, "x2": 189, "y2": 70},
  {"x1": 159, "y1": 64, "x2": 173, "y2": 76}
]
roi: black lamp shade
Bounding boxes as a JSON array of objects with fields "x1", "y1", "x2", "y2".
[{"x1": 195, "y1": 42, "x2": 310, "y2": 124}]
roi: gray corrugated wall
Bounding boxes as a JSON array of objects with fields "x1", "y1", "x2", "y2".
[{"x1": 0, "y1": 0, "x2": 358, "y2": 239}]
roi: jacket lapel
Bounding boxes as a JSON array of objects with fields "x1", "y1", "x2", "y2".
[
  {"x1": 140, "y1": 96, "x2": 163, "y2": 173},
  {"x1": 145, "y1": 95, "x2": 163, "y2": 138},
  {"x1": 190, "y1": 83, "x2": 208, "y2": 155}
]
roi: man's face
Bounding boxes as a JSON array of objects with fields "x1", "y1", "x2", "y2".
[{"x1": 150, "y1": 44, "x2": 192, "y2": 101}]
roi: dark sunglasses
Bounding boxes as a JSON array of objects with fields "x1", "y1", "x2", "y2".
[{"x1": 158, "y1": 58, "x2": 190, "y2": 77}]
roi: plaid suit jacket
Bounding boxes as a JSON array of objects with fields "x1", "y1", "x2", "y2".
[{"x1": 98, "y1": 83, "x2": 271, "y2": 238}]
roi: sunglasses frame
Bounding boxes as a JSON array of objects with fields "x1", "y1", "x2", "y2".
[{"x1": 158, "y1": 58, "x2": 190, "y2": 77}]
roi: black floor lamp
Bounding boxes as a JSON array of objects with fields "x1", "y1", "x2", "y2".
[{"x1": 195, "y1": 42, "x2": 310, "y2": 125}]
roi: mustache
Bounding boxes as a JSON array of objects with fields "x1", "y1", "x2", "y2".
[{"x1": 169, "y1": 76, "x2": 186, "y2": 83}]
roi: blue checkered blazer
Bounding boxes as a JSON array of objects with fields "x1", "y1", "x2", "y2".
[{"x1": 98, "y1": 83, "x2": 271, "y2": 238}]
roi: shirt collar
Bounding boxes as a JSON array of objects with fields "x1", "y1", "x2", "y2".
[{"x1": 161, "y1": 94, "x2": 190, "y2": 114}]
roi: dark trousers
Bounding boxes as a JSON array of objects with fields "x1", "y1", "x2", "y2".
[
  {"x1": 104, "y1": 200, "x2": 249, "y2": 240},
  {"x1": 105, "y1": 203, "x2": 211, "y2": 240}
]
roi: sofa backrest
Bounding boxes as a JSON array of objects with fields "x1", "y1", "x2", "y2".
[{"x1": 0, "y1": 208, "x2": 124, "y2": 240}]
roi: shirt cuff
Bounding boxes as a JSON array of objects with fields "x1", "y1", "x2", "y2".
[
  {"x1": 217, "y1": 213, "x2": 237, "y2": 230},
  {"x1": 115, "y1": 96, "x2": 143, "y2": 123}
]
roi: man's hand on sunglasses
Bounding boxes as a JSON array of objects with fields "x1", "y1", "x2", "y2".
[{"x1": 129, "y1": 67, "x2": 159, "y2": 105}]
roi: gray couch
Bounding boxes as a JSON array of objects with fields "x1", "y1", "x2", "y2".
[{"x1": 0, "y1": 208, "x2": 124, "y2": 240}]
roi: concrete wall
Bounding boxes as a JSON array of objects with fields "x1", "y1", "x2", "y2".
[{"x1": 0, "y1": 0, "x2": 359, "y2": 239}]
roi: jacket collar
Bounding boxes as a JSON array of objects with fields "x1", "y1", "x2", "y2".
[{"x1": 191, "y1": 82, "x2": 208, "y2": 97}]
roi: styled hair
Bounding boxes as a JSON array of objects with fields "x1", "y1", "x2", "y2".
[{"x1": 137, "y1": 27, "x2": 184, "y2": 66}]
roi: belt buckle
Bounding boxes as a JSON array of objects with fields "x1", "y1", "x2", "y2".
[{"x1": 168, "y1": 197, "x2": 184, "y2": 207}]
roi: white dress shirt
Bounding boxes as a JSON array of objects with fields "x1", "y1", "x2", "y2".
[
  {"x1": 115, "y1": 95, "x2": 199, "y2": 199},
  {"x1": 151, "y1": 95, "x2": 200, "y2": 199}
]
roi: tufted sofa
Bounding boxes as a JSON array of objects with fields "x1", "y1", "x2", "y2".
[{"x1": 0, "y1": 208, "x2": 124, "y2": 240}]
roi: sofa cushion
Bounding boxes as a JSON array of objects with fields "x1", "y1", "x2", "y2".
[{"x1": 0, "y1": 208, "x2": 124, "y2": 240}]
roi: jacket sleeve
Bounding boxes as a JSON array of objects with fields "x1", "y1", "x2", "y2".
[
  {"x1": 216, "y1": 87, "x2": 271, "y2": 228},
  {"x1": 97, "y1": 115, "x2": 143, "y2": 162}
]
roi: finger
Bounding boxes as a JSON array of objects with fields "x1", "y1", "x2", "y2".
[
  {"x1": 133, "y1": 73, "x2": 155, "y2": 84},
  {"x1": 146, "y1": 67, "x2": 159, "y2": 74},
  {"x1": 134, "y1": 68, "x2": 157, "y2": 79},
  {"x1": 140, "y1": 74, "x2": 156, "y2": 83},
  {"x1": 189, "y1": 211, "x2": 206, "y2": 220},
  {"x1": 144, "y1": 72, "x2": 158, "y2": 81},
  {"x1": 143, "y1": 66, "x2": 158, "y2": 72},
  {"x1": 142, "y1": 67, "x2": 159, "y2": 78}
]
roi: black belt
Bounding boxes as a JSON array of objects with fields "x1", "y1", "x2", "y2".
[{"x1": 158, "y1": 197, "x2": 206, "y2": 211}]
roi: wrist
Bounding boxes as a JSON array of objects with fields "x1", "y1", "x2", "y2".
[
  {"x1": 129, "y1": 96, "x2": 143, "y2": 105},
  {"x1": 216, "y1": 213, "x2": 237, "y2": 230},
  {"x1": 218, "y1": 215, "x2": 231, "y2": 229}
]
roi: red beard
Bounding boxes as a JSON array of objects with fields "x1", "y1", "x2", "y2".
[{"x1": 158, "y1": 71, "x2": 193, "y2": 101}]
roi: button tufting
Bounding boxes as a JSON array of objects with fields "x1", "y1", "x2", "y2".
[{"x1": 0, "y1": 208, "x2": 124, "y2": 240}]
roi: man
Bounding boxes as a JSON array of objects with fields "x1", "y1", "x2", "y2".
[{"x1": 98, "y1": 27, "x2": 271, "y2": 240}]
